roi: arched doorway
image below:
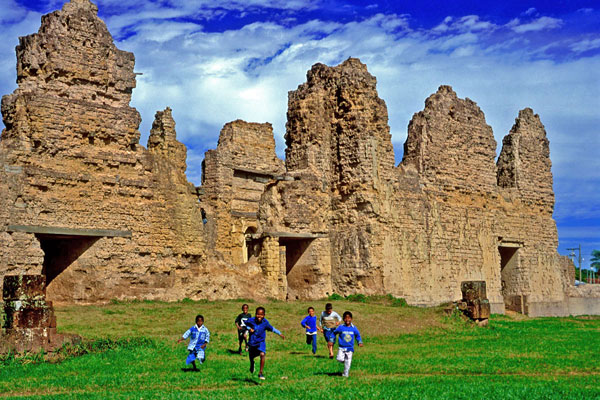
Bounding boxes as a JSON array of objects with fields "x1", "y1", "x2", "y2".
[{"x1": 243, "y1": 227, "x2": 258, "y2": 263}]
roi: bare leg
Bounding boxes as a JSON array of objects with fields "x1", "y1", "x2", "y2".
[
  {"x1": 328, "y1": 342, "x2": 334, "y2": 357},
  {"x1": 259, "y1": 353, "x2": 266, "y2": 375}
]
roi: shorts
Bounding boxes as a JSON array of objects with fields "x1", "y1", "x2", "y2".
[
  {"x1": 248, "y1": 344, "x2": 266, "y2": 358},
  {"x1": 323, "y1": 328, "x2": 336, "y2": 343},
  {"x1": 238, "y1": 329, "x2": 248, "y2": 341},
  {"x1": 186, "y1": 349, "x2": 205, "y2": 365}
]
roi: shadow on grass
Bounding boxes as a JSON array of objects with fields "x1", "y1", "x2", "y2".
[
  {"x1": 289, "y1": 351, "x2": 327, "y2": 358},
  {"x1": 180, "y1": 367, "x2": 200, "y2": 372},
  {"x1": 226, "y1": 349, "x2": 244, "y2": 355},
  {"x1": 314, "y1": 371, "x2": 343, "y2": 376},
  {"x1": 231, "y1": 376, "x2": 260, "y2": 386}
]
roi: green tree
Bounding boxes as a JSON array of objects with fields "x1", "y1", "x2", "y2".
[{"x1": 591, "y1": 249, "x2": 600, "y2": 272}]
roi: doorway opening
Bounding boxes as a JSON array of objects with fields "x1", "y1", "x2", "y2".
[
  {"x1": 282, "y1": 238, "x2": 312, "y2": 300},
  {"x1": 37, "y1": 234, "x2": 99, "y2": 287},
  {"x1": 243, "y1": 227, "x2": 258, "y2": 263},
  {"x1": 499, "y1": 245, "x2": 523, "y2": 313}
]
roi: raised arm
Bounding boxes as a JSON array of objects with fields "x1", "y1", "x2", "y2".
[
  {"x1": 266, "y1": 320, "x2": 285, "y2": 339},
  {"x1": 177, "y1": 328, "x2": 191, "y2": 343}
]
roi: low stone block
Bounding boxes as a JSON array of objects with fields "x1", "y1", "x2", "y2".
[{"x1": 461, "y1": 281, "x2": 487, "y2": 301}]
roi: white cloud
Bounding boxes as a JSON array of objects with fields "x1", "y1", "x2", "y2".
[
  {"x1": 433, "y1": 15, "x2": 496, "y2": 34},
  {"x1": 510, "y1": 16, "x2": 563, "y2": 33},
  {"x1": 570, "y1": 38, "x2": 600, "y2": 53}
]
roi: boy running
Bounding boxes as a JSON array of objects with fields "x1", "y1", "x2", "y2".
[
  {"x1": 235, "y1": 303, "x2": 252, "y2": 354},
  {"x1": 177, "y1": 314, "x2": 210, "y2": 371},
  {"x1": 319, "y1": 303, "x2": 341, "y2": 358},
  {"x1": 245, "y1": 306, "x2": 285, "y2": 380},
  {"x1": 334, "y1": 311, "x2": 363, "y2": 377},
  {"x1": 301, "y1": 306, "x2": 321, "y2": 354}
]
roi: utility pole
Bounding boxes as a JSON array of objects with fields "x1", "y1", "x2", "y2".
[{"x1": 567, "y1": 245, "x2": 582, "y2": 283}]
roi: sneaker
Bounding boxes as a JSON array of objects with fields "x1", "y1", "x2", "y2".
[
  {"x1": 245, "y1": 346, "x2": 249, "y2": 352},
  {"x1": 250, "y1": 362, "x2": 255, "y2": 373},
  {"x1": 329, "y1": 355, "x2": 334, "y2": 359},
  {"x1": 259, "y1": 374, "x2": 265, "y2": 380}
]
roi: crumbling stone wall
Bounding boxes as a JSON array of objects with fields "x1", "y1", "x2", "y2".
[
  {"x1": 0, "y1": 0, "x2": 254, "y2": 303},
  {"x1": 1, "y1": 0, "x2": 596, "y2": 316},
  {"x1": 200, "y1": 120, "x2": 284, "y2": 266},
  {"x1": 260, "y1": 59, "x2": 582, "y2": 315}
]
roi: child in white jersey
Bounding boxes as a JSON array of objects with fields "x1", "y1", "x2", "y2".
[{"x1": 319, "y1": 303, "x2": 341, "y2": 359}]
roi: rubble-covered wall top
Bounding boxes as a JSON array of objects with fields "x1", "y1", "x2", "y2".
[
  {"x1": 497, "y1": 108, "x2": 554, "y2": 212},
  {"x1": 401, "y1": 85, "x2": 498, "y2": 193},
  {"x1": 1, "y1": 0, "x2": 140, "y2": 153},
  {"x1": 216, "y1": 120, "x2": 283, "y2": 174},
  {"x1": 147, "y1": 107, "x2": 187, "y2": 174},
  {"x1": 15, "y1": 0, "x2": 136, "y2": 106},
  {"x1": 285, "y1": 58, "x2": 396, "y2": 189}
]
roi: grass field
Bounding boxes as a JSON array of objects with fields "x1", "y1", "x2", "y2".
[{"x1": 1, "y1": 298, "x2": 599, "y2": 399}]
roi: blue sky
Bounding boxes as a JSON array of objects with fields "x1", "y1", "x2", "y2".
[{"x1": 1, "y1": 0, "x2": 599, "y2": 268}]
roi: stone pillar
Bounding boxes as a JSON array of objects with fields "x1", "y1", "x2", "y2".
[
  {"x1": 1, "y1": 275, "x2": 78, "y2": 353},
  {"x1": 279, "y1": 244, "x2": 288, "y2": 299},
  {"x1": 258, "y1": 236, "x2": 283, "y2": 299}
]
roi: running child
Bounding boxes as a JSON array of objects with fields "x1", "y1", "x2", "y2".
[
  {"x1": 235, "y1": 303, "x2": 252, "y2": 354},
  {"x1": 319, "y1": 303, "x2": 342, "y2": 358},
  {"x1": 301, "y1": 306, "x2": 321, "y2": 354},
  {"x1": 245, "y1": 306, "x2": 285, "y2": 380},
  {"x1": 333, "y1": 311, "x2": 363, "y2": 377},
  {"x1": 177, "y1": 314, "x2": 210, "y2": 371}
]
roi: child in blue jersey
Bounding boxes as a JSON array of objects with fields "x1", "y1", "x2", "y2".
[
  {"x1": 301, "y1": 306, "x2": 321, "y2": 354},
  {"x1": 177, "y1": 314, "x2": 210, "y2": 371},
  {"x1": 333, "y1": 311, "x2": 363, "y2": 377},
  {"x1": 245, "y1": 306, "x2": 285, "y2": 380}
]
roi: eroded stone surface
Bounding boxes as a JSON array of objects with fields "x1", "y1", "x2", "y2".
[
  {"x1": 0, "y1": 0, "x2": 262, "y2": 303},
  {"x1": 1, "y1": 275, "x2": 80, "y2": 353},
  {"x1": 0, "y1": 0, "x2": 598, "y2": 316}
]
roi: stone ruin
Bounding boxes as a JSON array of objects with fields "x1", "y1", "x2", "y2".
[
  {"x1": 0, "y1": 0, "x2": 599, "y2": 318},
  {"x1": 1, "y1": 275, "x2": 80, "y2": 353},
  {"x1": 456, "y1": 281, "x2": 491, "y2": 326}
]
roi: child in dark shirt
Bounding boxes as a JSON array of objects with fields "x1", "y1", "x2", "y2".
[
  {"x1": 245, "y1": 306, "x2": 285, "y2": 380},
  {"x1": 300, "y1": 306, "x2": 321, "y2": 354},
  {"x1": 234, "y1": 303, "x2": 252, "y2": 354}
]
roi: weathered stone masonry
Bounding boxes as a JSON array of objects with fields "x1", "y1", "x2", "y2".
[
  {"x1": 0, "y1": 0, "x2": 265, "y2": 304},
  {"x1": 1, "y1": 0, "x2": 598, "y2": 316}
]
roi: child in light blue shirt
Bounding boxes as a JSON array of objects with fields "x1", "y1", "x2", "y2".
[{"x1": 177, "y1": 314, "x2": 210, "y2": 371}]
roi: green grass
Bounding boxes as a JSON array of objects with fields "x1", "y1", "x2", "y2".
[{"x1": 1, "y1": 300, "x2": 599, "y2": 399}]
